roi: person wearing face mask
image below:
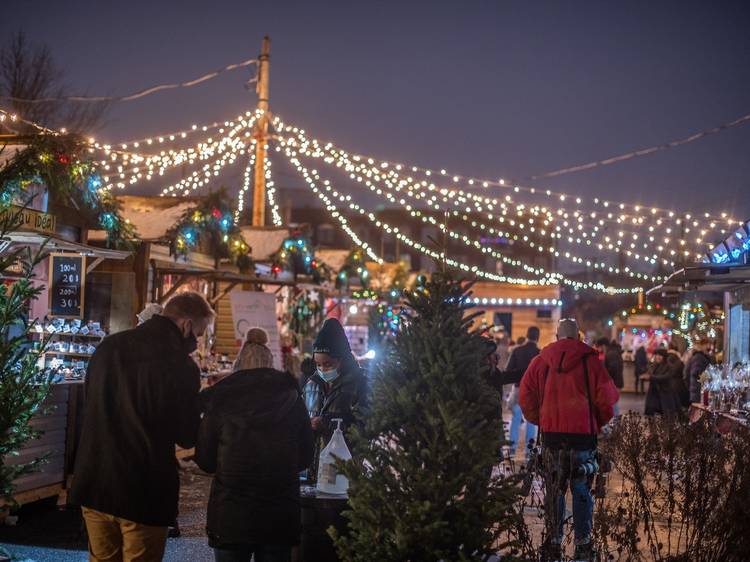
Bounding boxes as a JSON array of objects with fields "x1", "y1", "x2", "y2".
[
  {"x1": 304, "y1": 318, "x2": 368, "y2": 444},
  {"x1": 70, "y1": 291, "x2": 215, "y2": 562}
]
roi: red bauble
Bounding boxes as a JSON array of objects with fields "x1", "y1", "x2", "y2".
[
  {"x1": 211, "y1": 208, "x2": 222, "y2": 219},
  {"x1": 57, "y1": 154, "x2": 70, "y2": 164}
]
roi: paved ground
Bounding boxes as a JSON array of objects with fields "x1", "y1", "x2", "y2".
[{"x1": 1, "y1": 392, "x2": 647, "y2": 561}]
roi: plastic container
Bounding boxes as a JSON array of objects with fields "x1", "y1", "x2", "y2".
[{"x1": 316, "y1": 418, "x2": 352, "y2": 496}]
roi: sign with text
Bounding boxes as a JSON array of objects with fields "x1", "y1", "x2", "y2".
[
  {"x1": 229, "y1": 291, "x2": 281, "y2": 369},
  {"x1": 0, "y1": 205, "x2": 56, "y2": 234},
  {"x1": 49, "y1": 253, "x2": 86, "y2": 318}
]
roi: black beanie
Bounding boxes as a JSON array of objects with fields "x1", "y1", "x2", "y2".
[{"x1": 313, "y1": 318, "x2": 351, "y2": 359}]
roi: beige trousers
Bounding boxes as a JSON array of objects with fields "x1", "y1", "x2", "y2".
[{"x1": 82, "y1": 506, "x2": 168, "y2": 562}]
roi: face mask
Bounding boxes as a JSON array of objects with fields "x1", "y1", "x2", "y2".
[
  {"x1": 182, "y1": 321, "x2": 198, "y2": 354},
  {"x1": 317, "y1": 367, "x2": 339, "y2": 383},
  {"x1": 184, "y1": 333, "x2": 198, "y2": 354}
]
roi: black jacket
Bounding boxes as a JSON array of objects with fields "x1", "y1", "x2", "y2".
[
  {"x1": 195, "y1": 369, "x2": 313, "y2": 547},
  {"x1": 69, "y1": 315, "x2": 201, "y2": 526},
  {"x1": 687, "y1": 351, "x2": 711, "y2": 404},
  {"x1": 308, "y1": 357, "x2": 368, "y2": 441},
  {"x1": 604, "y1": 344, "x2": 625, "y2": 389},
  {"x1": 645, "y1": 361, "x2": 681, "y2": 416},
  {"x1": 503, "y1": 341, "x2": 540, "y2": 387}
]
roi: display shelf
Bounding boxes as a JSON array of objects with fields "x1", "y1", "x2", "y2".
[
  {"x1": 31, "y1": 332, "x2": 104, "y2": 339},
  {"x1": 42, "y1": 351, "x2": 93, "y2": 358}
]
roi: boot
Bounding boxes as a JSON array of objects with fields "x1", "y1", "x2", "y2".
[{"x1": 573, "y1": 541, "x2": 595, "y2": 561}]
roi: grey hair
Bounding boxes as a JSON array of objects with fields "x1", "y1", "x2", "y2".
[
  {"x1": 234, "y1": 342, "x2": 274, "y2": 371},
  {"x1": 557, "y1": 318, "x2": 580, "y2": 340}
]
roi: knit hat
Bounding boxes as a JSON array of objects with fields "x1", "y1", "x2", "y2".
[
  {"x1": 244, "y1": 327, "x2": 269, "y2": 345},
  {"x1": 313, "y1": 318, "x2": 351, "y2": 358}
]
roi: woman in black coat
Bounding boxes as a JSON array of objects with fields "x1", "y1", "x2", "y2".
[
  {"x1": 196, "y1": 337, "x2": 314, "y2": 562},
  {"x1": 641, "y1": 349, "x2": 681, "y2": 416}
]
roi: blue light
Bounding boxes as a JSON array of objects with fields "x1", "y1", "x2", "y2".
[
  {"x1": 87, "y1": 174, "x2": 102, "y2": 191},
  {"x1": 99, "y1": 212, "x2": 115, "y2": 230},
  {"x1": 304, "y1": 255, "x2": 311, "y2": 263},
  {"x1": 297, "y1": 239, "x2": 304, "y2": 246}
]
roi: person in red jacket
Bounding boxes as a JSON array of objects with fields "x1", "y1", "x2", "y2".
[{"x1": 519, "y1": 319, "x2": 619, "y2": 562}]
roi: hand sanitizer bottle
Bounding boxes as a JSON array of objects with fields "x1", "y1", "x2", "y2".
[{"x1": 316, "y1": 418, "x2": 352, "y2": 496}]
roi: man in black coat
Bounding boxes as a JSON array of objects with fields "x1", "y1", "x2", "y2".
[
  {"x1": 195, "y1": 340, "x2": 313, "y2": 562},
  {"x1": 70, "y1": 291, "x2": 215, "y2": 562}
]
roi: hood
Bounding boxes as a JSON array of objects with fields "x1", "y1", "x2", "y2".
[
  {"x1": 203, "y1": 368, "x2": 299, "y2": 426},
  {"x1": 539, "y1": 338, "x2": 598, "y2": 373}
]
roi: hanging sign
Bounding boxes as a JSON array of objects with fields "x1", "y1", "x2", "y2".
[
  {"x1": 49, "y1": 253, "x2": 86, "y2": 318},
  {"x1": 229, "y1": 291, "x2": 282, "y2": 368},
  {"x1": 0, "y1": 205, "x2": 56, "y2": 234}
]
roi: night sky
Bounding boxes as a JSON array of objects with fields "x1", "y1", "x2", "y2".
[{"x1": 3, "y1": 0, "x2": 750, "y2": 218}]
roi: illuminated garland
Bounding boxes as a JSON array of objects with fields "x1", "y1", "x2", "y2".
[
  {"x1": 270, "y1": 231, "x2": 326, "y2": 282},
  {"x1": 0, "y1": 135, "x2": 136, "y2": 248},
  {"x1": 336, "y1": 247, "x2": 370, "y2": 289},
  {"x1": 235, "y1": 144, "x2": 257, "y2": 222},
  {"x1": 166, "y1": 188, "x2": 252, "y2": 271},
  {"x1": 280, "y1": 138, "x2": 641, "y2": 294},
  {"x1": 275, "y1": 118, "x2": 734, "y2": 263},
  {"x1": 277, "y1": 126, "x2": 674, "y2": 270},
  {"x1": 285, "y1": 133, "x2": 661, "y2": 282}
]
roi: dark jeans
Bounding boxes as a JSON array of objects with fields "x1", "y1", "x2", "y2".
[
  {"x1": 542, "y1": 448, "x2": 596, "y2": 544},
  {"x1": 213, "y1": 544, "x2": 291, "y2": 562}
]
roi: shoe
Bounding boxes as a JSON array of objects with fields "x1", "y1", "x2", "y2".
[
  {"x1": 168, "y1": 525, "x2": 181, "y2": 538},
  {"x1": 573, "y1": 542, "x2": 595, "y2": 561}
]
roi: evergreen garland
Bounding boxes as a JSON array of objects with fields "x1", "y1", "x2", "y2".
[
  {"x1": 166, "y1": 188, "x2": 252, "y2": 272},
  {"x1": 336, "y1": 247, "x2": 370, "y2": 289},
  {"x1": 270, "y1": 230, "x2": 327, "y2": 283},
  {"x1": 332, "y1": 270, "x2": 522, "y2": 561},
  {"x1": 0, "y1": 135, "x2": 136, "y2": 249}
]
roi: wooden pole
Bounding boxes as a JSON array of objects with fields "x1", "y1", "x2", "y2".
[{"x1": 252, "y1": 36, "x2": 271, "y2": 226}]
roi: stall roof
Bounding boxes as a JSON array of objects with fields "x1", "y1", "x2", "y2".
[
  {"x1": 88, "y1": 195, "x2": 199, "y2": 242},
  {"x1": 239, "y1": 226, "x2": 290, "y2": 260},
  {"x1": 6, "y1": 231, "x2": 130, "y2": 260},
  {"x1": 647, "y1": 263, "x2": 750, "y2": 296}
]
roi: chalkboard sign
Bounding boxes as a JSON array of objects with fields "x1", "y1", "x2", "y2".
[{"x1": 49, "y1": 253, "x2": 86, "y2": 318}]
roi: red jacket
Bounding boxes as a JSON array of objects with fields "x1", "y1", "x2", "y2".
[{"x1": 519, "y1": 338, "x2": 619, "y2": 449}]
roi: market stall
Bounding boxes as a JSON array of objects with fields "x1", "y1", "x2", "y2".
[
  {"x1": 647, "y1": 219, "x2": 750, "y2": 424},
  {"x1": 2, "y1": 214, "x2": 130, "y2": 507}
]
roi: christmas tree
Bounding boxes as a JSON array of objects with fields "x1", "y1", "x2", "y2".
[
  {"x1": 333, "y1": 269, "x2": 521, "y2": 561},
  {"x1": 0, "y1": 202, "x2": 51, "y2": 507}
]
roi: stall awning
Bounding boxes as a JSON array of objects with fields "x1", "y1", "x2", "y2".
[
  {"x1": 5, "y1": 231, "x2": 131, "y2": 259},
  {"x1": 647, "y1": 264, "x2": 750, "y2": 296}
]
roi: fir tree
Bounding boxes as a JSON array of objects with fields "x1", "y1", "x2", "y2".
[
  {"x1": 333, "y1": 269, "x2": 522, "y2": 561},
  {"x1": 0, "y1": 200, "x2": 51, "y2": 507}
]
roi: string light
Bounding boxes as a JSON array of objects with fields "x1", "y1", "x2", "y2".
[
  {"x1": 102, "y1": 114, "x2": 258, "y2": 191},
  {"x1": 277, "y1": 123, "x2": 678, "y2": 266},
  {"x1": 264, "y1": 147, "x2": 282, "y2": 226},
  {"x1": 280, "y1": 137, "x2": 639, "y2": 293},
  {"x1": 274, "y1": 116, "x2": 737, "y2": 261},
  {"x1": 277, "y1": 125, "x2": 663, "y2": 283},
  {"x1": 283, "y1": 131, "x2": 664, "y2": 281},
  {"x1": 159, "y1": 134, "x2": 247, "y2": 196},
  {"x1": 283, "y1": 147, "x2": 381, "y2": 263},
  {"x1": 235, "y1": 143, "x2": 257, "y2": 222}
]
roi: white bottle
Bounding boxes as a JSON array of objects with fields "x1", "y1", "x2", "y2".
[{"x1": 316, "y1": 418, "x2": 352, "y2": 496}]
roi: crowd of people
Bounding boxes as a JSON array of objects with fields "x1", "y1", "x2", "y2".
[{"x1": 66, "y1": 290, "x2": 712, "y2": 562}]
